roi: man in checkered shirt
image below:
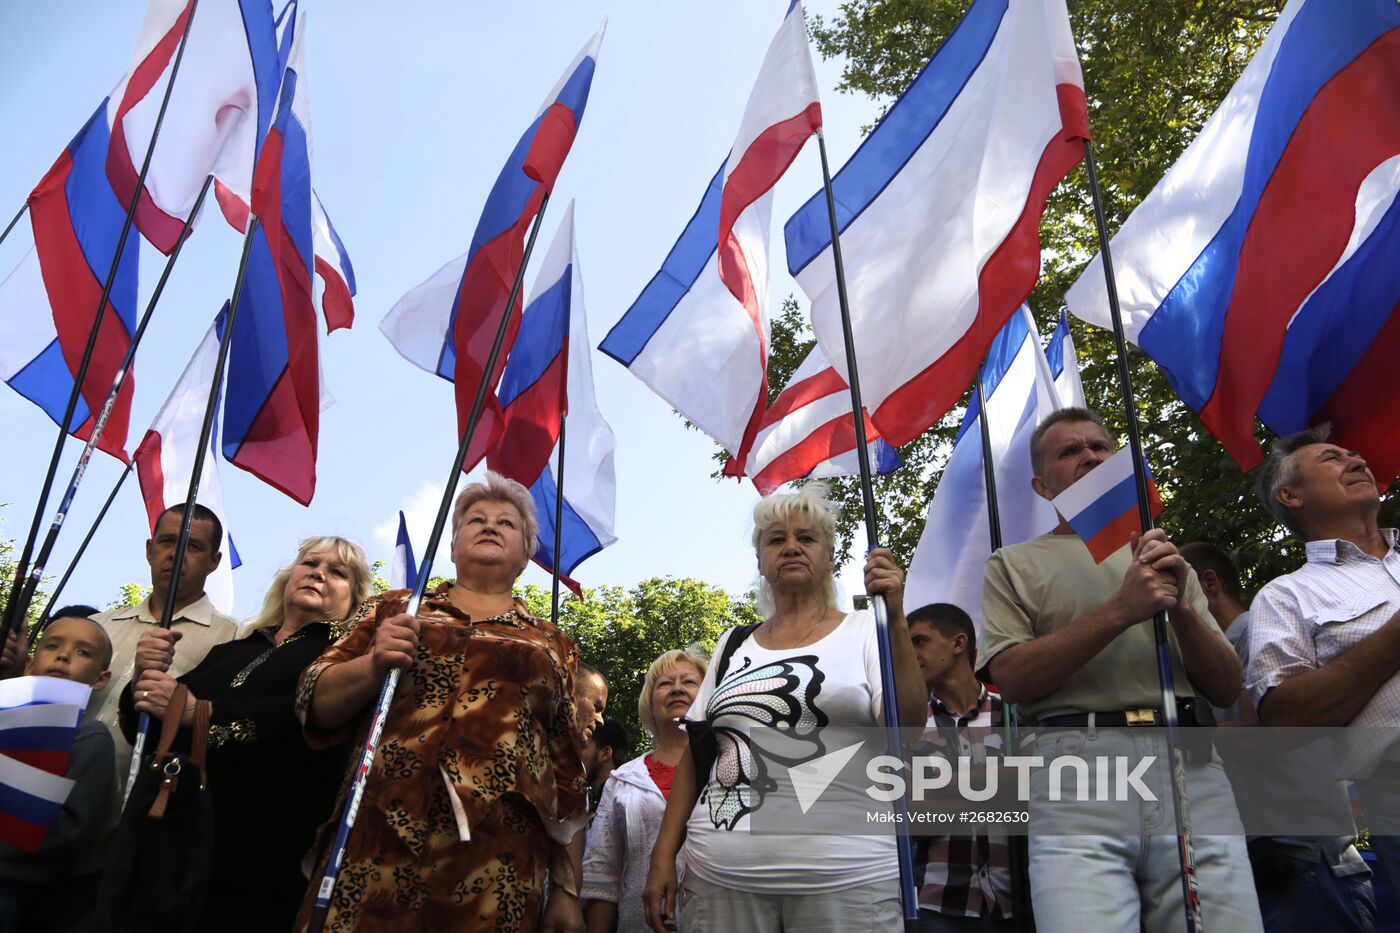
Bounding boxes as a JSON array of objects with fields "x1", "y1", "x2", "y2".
[
  {"x1": 907, "y1": 602, "x2": 1018, "y2": 932},
  {"x1": 1246, "y1": 426, "x2": 1400, "y2": 894}
]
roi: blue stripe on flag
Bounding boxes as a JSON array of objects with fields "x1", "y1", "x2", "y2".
[
  {"x1": 1046, "y1": 310, "x2": 1070, "y2": 379},
  {"x1": 8, "y1": 341, "x2": 93, "y2": 427},
  {"x1": 782, "y1": 0, "x2": 1009, "y2": 276},
  {"x1": 598, "y1": 162, "x2": 725, "y2": 366},
  {"x1": 530, "y1": 469, "x2": 604, "y2": 577},
  {"x1": 1137, "y1": 0, "x2": 1400, "y2": 410},
  {"x1": 497, "y1": 266, "x2": 572, "y2": 410},
  {"x1": 1065, "y1": 472, "x2": 1139, "y2": 543},
  {"x1": 0, "y1": 780, "x2": 62, "y2": 829},
  {"x1": 553, "y1": 57, "x2": 598, "y2": 117},
  {"x1": 65, "y1": 105, "x2": 138, "y2": 336},
  {"x1": 953, "y1": 310, "x2": 1029, "y2": 444},
  {"x1": 227, "y1": 533, "x2": 242, "y2": 570},
  {"x1": 0, "y1": 727, "x2": 77, "y2": 752}
]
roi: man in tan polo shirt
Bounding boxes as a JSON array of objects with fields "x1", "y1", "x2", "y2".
[{"x1": 92, "y1": 503, "x2": 239, "y2": 780}]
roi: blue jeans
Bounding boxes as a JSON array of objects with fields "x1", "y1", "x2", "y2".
[{"x1": 1248, "y1": 840, "x2": 1375, "y2": 933}]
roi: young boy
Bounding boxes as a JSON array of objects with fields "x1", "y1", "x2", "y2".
[
  {"x1": 907, "y1": 603, "x2": 1019, "y2": 933},
  {"x1": 0, "y1": 606, "x2": 118, "y2": 932}
]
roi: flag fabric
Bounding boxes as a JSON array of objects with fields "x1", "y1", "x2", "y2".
[
  {"x1": 221, "y1": 17, "x2": 322, "y2": 505},
  {"x1": 1052, "y1": 446, "x2": 1165, "y2": 564},
  {"x1": 784, "y1": 0, "x2": 1088, "y2": 450},
  {"x1": 905, "y1": 308, "x2": 1084, "y2": 626},
  {"x1": 134, "y1": 308, "x2": 242, "y2": 613},
  {"x1": 489, "y1": 203, "x2": 577, "y2": 490},
  {"x1": 0, "y1": 104, "x2": 140, "y2": 463},
  {"x1": 520, "y1": 210, "x2": 617, "y2": 593},
  {"x1": 390, "y1": 511, "x2": 418, "y2": 591},
  {"x1": 1065, "y1": 0, "x2": 1400, "y2": 484},
  {"x1": 380, "y1": 26, "x2": 604, "y2": 473},
  {"x1": 0, "y1": 676, "x2": 90, "y2": 852},
  {"x1": 108, "y1": 0, "x2": 280, "y2": 253},
  {"x1": 730, "y1": 344, "x2": 902, "y2": 496},
  {"x1": 599, "y1": 3, "x2": 821, "y2": 464}
]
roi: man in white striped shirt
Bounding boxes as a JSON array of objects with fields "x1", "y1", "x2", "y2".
[{"x1": 1246, "y1": 425, "x2": 1400, "y2": 894}]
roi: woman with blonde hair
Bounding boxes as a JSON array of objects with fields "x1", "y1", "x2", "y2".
[
  {"x1": 295, "y1": 472, "x2": 589, "y2": 932},
  {"x1": 124, "y1": 534, "x2": 372, "y2": 932},
  {"x1": 583, "y1": 648, "x2": 708, "y2": 932},
  {"x1": 643, "y1": 482, "x2": 926, "y2": 932}
]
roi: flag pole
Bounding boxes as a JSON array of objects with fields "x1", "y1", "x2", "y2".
[
  {"x1": 1083, "y1": 140, "x2": 1201, "y2": 933},
  {"x1": 307, "y1": 192, "x2": 553, "y2": 933},
  {"x1": 0, "y1": 203, "x2": 27, "y2": 250},
  {"x1": 4, "y1": 174, "x2": 215, "y2": 644},
  {"x1": 1, "y1": 0, "x2": 204, "y2": 653},
  {"x1": 815, "y1": 129, "x2": 918, "y2": 929},
  {"x1": 29, "y1": 463, "x2": 132, "y2": 650},
  {"x1": 125, "y1": 215, "x2": 256, "y2": 801},
  {"x1": 550, "y1": 414, "x2": 568, "y2": 626}
]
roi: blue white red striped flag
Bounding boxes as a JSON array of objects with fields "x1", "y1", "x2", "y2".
[
  {"x1": 111, "y1": 0, "x2": 280, "y2": 253},
  {"x1": 390, "y1": 510, "x2": 418, "y2": 591},
  {"x1": 1052, "y1": 446, "x2": 1164, "y2": 564},
  {"x1": 906, "y1": 308, "x2": 1083, "y2": 626},
  {"x1": 0, "y1": 104, "x2": 140, "y2": 463},
  {"x1": 134, "y1": 308, "x2": 242, "y2": 612},
  {"x1": 380, "y1": 25, "x2": 604, "y2": 473},
  {"x1": 785, "y1": 0, "x2": 1088, "y2": 449},
  {"x1": 1066, "y1": 0, "x2": 1400, "y2": 487},
  {"x1": 0, "y1": 676, "x2": 89, "y2": 852},
  {"x1": 730, "y1": 345, "x2": 901, "y2": 496},
  {"x1": 221, "y1": 16, "x2": 323, "y2": 505},
  {"x1": 600, "y1": 2, "x2": 821, "y2": 464}
]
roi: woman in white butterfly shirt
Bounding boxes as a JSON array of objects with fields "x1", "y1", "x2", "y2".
[{"x1": 643, "y1": 483, "x2": 926, "y2": 933}]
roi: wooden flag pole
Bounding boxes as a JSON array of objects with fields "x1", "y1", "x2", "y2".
[
  {"x1": 816, "y1": 129, "x2": 919, "y2": 930},
  {"x1": 125, "y1": 216, "x2": 257, "y2": 801},
  {"x1": 5, "y1": 175, "x2": 215, "y2": 643},
  {"x1": 1083, "y1": 139, "x2": 1201, "y2": 933},
  {"x1": 306, "y1": 192, "x2": 553, "y2": 933},
  {"x1": 1, "y1": 0, "x2": 204, "y2": 650}
]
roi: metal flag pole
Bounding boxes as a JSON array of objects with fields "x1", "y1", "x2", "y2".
[
  {"x1": 5, "y1": 175, "x2": 215, "y2": 643},
  {"x1": 1083, "y1": 140, "x2": 1201, "y2": 933},
  {"x1": 124, "y1": 217, "x2": 256, "y2": 801},
  {"x1": 29, "y1": 463, "x2": 133, "y2": 649},
  {"x1": 815, "y1": 129, "x2": 919, "y2": 930},
  {"x1": 307, "y1": 192, "x2": 553, "y2": 933},
  {"x1": 550, "y1": 414, "x2": 568, "y2": 626},
  {"x1": 0, "y1": 203, "x2": 27, "y2": 250},
  {"x1": 1, "y1": 0, "x2": 204, "y2": 649}
]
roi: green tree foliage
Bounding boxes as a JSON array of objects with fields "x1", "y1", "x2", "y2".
[
  {"x1": 108, "y1": 582, "x2": 152, "y2": 611},
  {"x1": 0, "y1": 509, "x2": 48, "y2": 633},
  {"x1": 725, "y1": 0, "x2": 1399, "y2": 594},
  {"x1": 517, "y1": 578, "x2": 761, "y2": 754}
]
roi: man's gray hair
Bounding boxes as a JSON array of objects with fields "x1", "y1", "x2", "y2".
[
  {"x1": 1256, "y1": 425, "x2": 1332, "y2": 536},
  {"x1": 1029, "y1": 407, "x2": 1111, "y2": 477},
  {"x1": 451, "y1": 470, "x2": 541, "y2": 557}
]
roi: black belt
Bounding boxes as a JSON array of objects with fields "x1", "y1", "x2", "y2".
[{"x1": 1039, "y1": 708, "x2": 1162, "y2": 727}]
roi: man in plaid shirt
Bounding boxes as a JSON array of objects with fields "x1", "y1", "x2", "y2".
[{"x1": 908, "y1": 603, "x2": 1018, "y2": 932}]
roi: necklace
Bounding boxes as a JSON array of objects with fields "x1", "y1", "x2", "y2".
[{"x1": 764, "y1": 608, "x2": 831, "y2": 650}]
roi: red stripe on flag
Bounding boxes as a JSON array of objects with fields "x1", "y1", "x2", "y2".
[
  {"x1": 747, "y1": 409, "x2": 879, "y2": 495},
  {"x1": 1198, "y1": 31, "x2": 1400, "y2": 471},
  {"x1": 0, "y1": 811, "x2": 50, "y2": 853},
  {"x1": 1084, "y1": 509, "x2": 1141, "y2": 563},
  {"x1": 758, "y1": 366, "x2": 848, "y2": 428},
  {"x1": 133, "y1": 428, "x2": 167, "y2": 531},
  {"x1": 214, "y1": 178, "x2": 251, "y2": 234},
  {"x1": 1314, "y1": 294, "x2": 1400, "y2": 492},
  {"x1": 0, "y1": 749, "x2": 71, "y2": 776},
  {"x1": 314, "y1": 255, "x2": 355, "y2": 333},
  {"x1": 104, "y1": 0, "x2": 195, "y2": 254},
  {"x1": 872, "y1": 85, "x2": 1088, "y2": 447},
  {"x1": 228, "y1": 366, "x2": 316, "y2": 504},
  {"x1": 523, "y1": 103, "x2": 579, "y2": 191}
]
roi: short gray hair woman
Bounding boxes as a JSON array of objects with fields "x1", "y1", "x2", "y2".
[{"x1": 643, "y1": 482, "x2": 926, "y2": 933}]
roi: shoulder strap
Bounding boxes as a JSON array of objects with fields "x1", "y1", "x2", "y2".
[
  {"x1": 151, "y1": 684, "x2": 188, "y2": 763},
  {"x1": 190, "y1": 700, "x2": 212, "y2": 790},
  {"x1": 713, "y1": 623, "x2": 759, "y2": 684}
]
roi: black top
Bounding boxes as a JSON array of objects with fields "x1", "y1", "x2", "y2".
[{"x1": 121, "y1": 621, "x2": 350, "y2": 932}]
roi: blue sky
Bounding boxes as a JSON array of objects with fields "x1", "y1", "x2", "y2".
[{"x1": 0, "y1": 1, "x2": 890, "y2": 618}]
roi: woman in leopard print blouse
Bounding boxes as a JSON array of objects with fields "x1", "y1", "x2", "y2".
[{"x1": 295, "y1": 472, "x2": 589, "y2": 932}]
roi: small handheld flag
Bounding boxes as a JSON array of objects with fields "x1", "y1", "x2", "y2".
[
  {"x1": 0, "y1": 676, "x2": 89, "y2": 852},
  {"x1": 1051, "y1": 446, "x2": 1164, "y2": 563}
]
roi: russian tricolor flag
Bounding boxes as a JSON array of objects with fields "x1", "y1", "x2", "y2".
[
  {"x1": 1066, "y1": 0, "x2": 1400, "y2": 487},
  {"x1": 785, "y1": 0, "x2": 1088, "y2": 450},
  {"x1": 600, "y1": 2, "x2": 821, "y2": 465},
  {"x1": 380, "y1": 25, "x2": 604, "y2": 473},
  {"x1": 1052, "y1": 446, "x2": 1165, "y2": 564},
  {"x1": 0, "y1": 676, "x2": 90, "y2": 853},
  {"x1": 134, "y1": 308, "x2": 242, "y2": 613},
  {"x1": 222, "y1": 16, "x2": 323, "y2": 505},
  {"x1": 0, "y1": 103, "x2": 139, "y2": 463},
  {"x1": 390, "y1": 511, "x2": 418, "y2": 591}
]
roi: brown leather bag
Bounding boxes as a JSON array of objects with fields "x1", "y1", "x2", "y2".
[{"x1": 99, "y1": 684, "x2": 217, "y2": 933}]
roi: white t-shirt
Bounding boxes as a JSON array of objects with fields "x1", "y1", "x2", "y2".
[{"x1": 681, "y1": 609, "x2": 899, "y2": 893}]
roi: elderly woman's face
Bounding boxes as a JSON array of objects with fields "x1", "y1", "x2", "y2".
[
  {"x1": 650, "y1": 661, "x2": 702, "y2": 730},
  {"x1": 757, "y1": 517, "x2": 834, "y2": 591},
  {"x1": 284, "y1": 548, "x2": 355, "y2": 621},
  {"x1": 452, "y1": 499, "x2": 528, "y2": 572}
]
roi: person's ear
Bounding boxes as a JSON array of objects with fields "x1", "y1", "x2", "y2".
[
  {"x1": 1031, "y1": 475, "x2": 1052, "y2": 502},
  {"x1": 952, "y1": 632, "x2": 969, "y2": 658},
  {"x1": 1198, "y1": 569, "x2": 1221, "y2": 597},
  {"x1": 91, "y1": 669, "x2": 112, "y2": 693},
  {"x1": 1276, "y1": 483, "x2": 1303, "y2": 512}
]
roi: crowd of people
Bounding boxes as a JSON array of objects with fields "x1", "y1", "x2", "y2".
[{"x1": 2, "y1": 406, "x2": 1395, "y2": 932}]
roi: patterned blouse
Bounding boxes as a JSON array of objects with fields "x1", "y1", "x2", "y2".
[{"x1": 295, "y1": 584, "x2": 589, "y2": 858}]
